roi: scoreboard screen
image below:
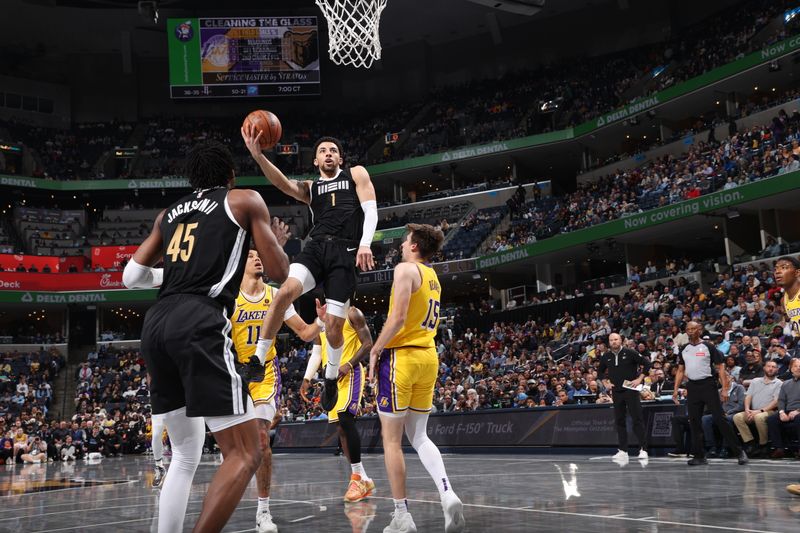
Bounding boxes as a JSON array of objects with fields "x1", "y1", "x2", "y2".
[{"x1": 168, "y1": 17, "x2": 321, "y2": 99}]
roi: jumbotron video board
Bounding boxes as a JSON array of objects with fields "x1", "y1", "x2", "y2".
[{"x1": 167, "y1": 17, "x2": 321, "y2": 99}]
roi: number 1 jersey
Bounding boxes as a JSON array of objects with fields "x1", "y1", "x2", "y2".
[{"x1": 158, "y1": 187, "x2": 249, "y2": 313}]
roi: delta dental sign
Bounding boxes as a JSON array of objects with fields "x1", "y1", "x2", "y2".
[
  {"x1": 595, "y1": 96, "x2": 660, "y2": 127},
  {"x1": 0, "y1": 289, "x2": 158, "y2": 304}
]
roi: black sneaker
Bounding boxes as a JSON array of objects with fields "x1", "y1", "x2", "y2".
[
  {"x1": 706, "y1": 448, "x2": 719, "y2": 459},
  {"x1": 738, "y1": 450, "x2": 749, "y2": 465},
  {"x1": 321, "y1": 377, "x2": 339, "y2": 411},
  {"x1": 152, "y1": 465, "x2": 166, "y2": 488},
  {"x1": 688, "y1": 457, "x2": 708, "y2": 466}
]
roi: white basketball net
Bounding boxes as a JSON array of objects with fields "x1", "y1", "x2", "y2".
[{"x1": 315, "y1": 0, "x2": 388, "y2": 68}]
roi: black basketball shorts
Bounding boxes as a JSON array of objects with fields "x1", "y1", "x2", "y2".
[
  {"x1": 141, "y1": 294, "x2": 248, "y2": 417},
  {"x1": 293, "y1": 239, "x2": 358, "y2": 304}
]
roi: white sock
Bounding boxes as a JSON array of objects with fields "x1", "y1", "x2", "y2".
[
  {"x1": 325, "y1": 344, "x2": 344, "y2": 379},
  {"x1": 393, "y1": 498, "x2": 408, "y2": 515},
  {"x1": 406, "y1": 411, "x2": 454, "y2": 499},
  {"x1": 351, "y1": 462, "x2": 368, "y2": 479},
  {"x1": 155, "y1": 458, "x2": 163, "y2": 468},
  {"x1": 257, "y1": 497, "x2": 270, "y2": 514},
  {"x1": 417, "y1": 439, "x2": 452, "y2": 499}
]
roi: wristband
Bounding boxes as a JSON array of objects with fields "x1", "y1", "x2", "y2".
[
  {"x1": 254, "y1": 339, "x2": 271, "y2": 365},
  {"x1": 315, "y1": 317, "x2": 325, "y2": 329}
]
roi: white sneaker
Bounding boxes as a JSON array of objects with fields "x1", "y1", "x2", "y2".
[
  {"x1": 256, "y1": 510, "x2": 278, "y2": 533},
  {"x1": 612, "y1": 450, "x2": 628, "y2": 461},
  {"x1": 442, "y1": 492, "x2": 465, "y2": 533},
  {"x1": 638, "y1": 449, "x2": 648, "y2": 460},
  {"x1": 383, "y1": 511, "x2": 417, "y2": 533},
  {"x1": 612, "y1": 454, "x2": 629, "y2": 468}
]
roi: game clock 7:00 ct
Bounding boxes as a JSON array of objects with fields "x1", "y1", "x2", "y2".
[{"x1": 167, "y1": 17, "x2": 321, "y2": 99}]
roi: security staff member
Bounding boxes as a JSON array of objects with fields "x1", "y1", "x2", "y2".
[
  {"x1": 673, "y1": 321, "x2": 748, "y2": 466},
  {"x1": 598, "y1": 333, "x2": 650, "y2": 460}
]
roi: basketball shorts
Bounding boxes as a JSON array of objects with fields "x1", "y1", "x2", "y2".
[
  {"x1": 376, "y1": 347, "x2": 438, "y2": 415},
  {"x1": 293, "y1": 239, "x2": 358, "y2": 304},
  {"x1": 248, "y1": 359, "x2": 281, "y2": 406},
  {"x1": 328, "y1": 363, "x2": 364, "y2": 423},
  {"x1": 141, "y1": 294, "x2": 248, "y2": 418}
]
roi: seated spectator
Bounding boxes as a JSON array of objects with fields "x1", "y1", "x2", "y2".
[
  {"x1": 532, "y1": 381, "x2": 555, "y2": 406},
  {"x1": 733, "y1": 361, "x2": 781, "y2": 457},
  {"x1": 703, "y1": 375, "x2": 745, "y2": 458},
  {"x1": 739, "y1": 349, "x2": 764, "y2": 387},
  {"x1": 766, "y1": 358, "x2": 800, "y2": 459}
]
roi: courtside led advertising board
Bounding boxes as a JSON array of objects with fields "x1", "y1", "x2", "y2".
[{"x1": 168, "y1": 17, "x2": 321, "y2": 98}]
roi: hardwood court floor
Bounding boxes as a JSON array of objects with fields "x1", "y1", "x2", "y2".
[{"x1": 1, "y1": 452, "x2": 799, "y2": 532}]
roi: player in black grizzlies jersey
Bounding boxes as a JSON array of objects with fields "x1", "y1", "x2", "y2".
[
  {"x1": 123, "y1": 141, "x2": 289, "y2": 533},
  {"x1": 242, "y1": 125, "x2": 377, "y2": 411}
]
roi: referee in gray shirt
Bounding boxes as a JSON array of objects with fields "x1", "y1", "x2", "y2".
[{"x1": 673, "y1": 321, "x2": 748, "y2": 465}]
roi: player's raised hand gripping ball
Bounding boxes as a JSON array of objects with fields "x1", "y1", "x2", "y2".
[{"x1": 242, "y1": 110, "x2": 282, "y2": 151}]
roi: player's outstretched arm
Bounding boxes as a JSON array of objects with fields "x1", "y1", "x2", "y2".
[
  {"x1": 228, "y1": 189, "x2": 289, "y2": 283},
  {"x1": 368, "y1": 262, "x2": 417, "y2": 381},
  {"x1": 352, "y1": 165, "x2": 377, "y2": 271},
  {"x1": 284, "y1": 298, "x2": 326, "y2": 342},
  {"x1": 344, "y1": 306, "x2": 374, "y2": 373},
  {"x1": 123, "y1": 210, "x2": 165, "y2": 288},
  {"x1": 241, "y1": 123, "x2": 311, "y2": 204},
  {"x1": 300, "y1": 337, "x2": 323, "y2": 403}
]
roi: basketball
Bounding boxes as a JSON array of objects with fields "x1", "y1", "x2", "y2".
[{"x1": 243, "y1": 110, "x2": 282, "y2": 150}]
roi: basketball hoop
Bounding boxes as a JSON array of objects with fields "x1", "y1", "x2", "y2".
[{"x1": 315, "y1": 0, "x2": 388, "y2": 68}]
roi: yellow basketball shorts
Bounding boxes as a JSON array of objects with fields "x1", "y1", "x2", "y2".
[
  {"x1": 248, "y1": 359, "x2": 281, "y2": 405},
  {"x1": 376, "y1": 347, "x2": 437, "y2": 415},
  {"x1": 328, "y1": 363, "x2": 364, "y2": 423}
]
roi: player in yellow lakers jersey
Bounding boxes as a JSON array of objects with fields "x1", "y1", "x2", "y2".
[
  {"x1": 774, "y1": 255, "x2": 800, "y2": 497},
  {"x1": 234, "y1": 248, "x2": 326, "y2": 533},
  {"x1": 368, "y1": 224, "x2": 465, "y2": 533},
  {"x1": 300, "y1": 305, "x2": 374, "y2": 503}
]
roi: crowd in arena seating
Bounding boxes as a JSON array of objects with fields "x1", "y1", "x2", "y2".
[
  {"x1": 3, "y1": 251, "x2": 800, "y2": 460},
  {"x1": 1, "y1": 121, "x2": 133, "y2": 181},
  {"x1": 0, "y1": 2, "x2": 794, "y2": 184},
  {"x1": 0, "y1": 349, "x2": 64, "y2": 464},
  {"x1": 383, "y1": 0, "x2": 795, "y2": 162},
  {"x1": 491, "y1": 108, "x2": 800, "y2": 253}
]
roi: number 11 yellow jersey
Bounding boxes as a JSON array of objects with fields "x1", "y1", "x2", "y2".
[{"x1": 232, "y1": 285, "x2": 277, "y2": 364}]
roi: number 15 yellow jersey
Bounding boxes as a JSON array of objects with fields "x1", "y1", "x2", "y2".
[{"x1": 386, "y1": 262, "x2": 441, "y2": 349}]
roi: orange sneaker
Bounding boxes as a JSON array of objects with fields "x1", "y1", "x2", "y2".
[
  {"x1": 344, "y1": 473, "x2": 374, "y2": 503},
  {"x1": 788, "y1": 484, "x2": 800, "y2": 496}
]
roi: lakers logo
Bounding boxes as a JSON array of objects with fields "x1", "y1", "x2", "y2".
[{"x1": 379, "y1": 397, "x2": 389, "y2": 408}]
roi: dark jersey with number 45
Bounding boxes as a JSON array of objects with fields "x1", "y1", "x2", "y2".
[
  {"x1": 158, "y1": 187, "x2": 249, "y2": 313},
  {"x1": 308, "y1": 167, "x2": 364, "y2": 242}
]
